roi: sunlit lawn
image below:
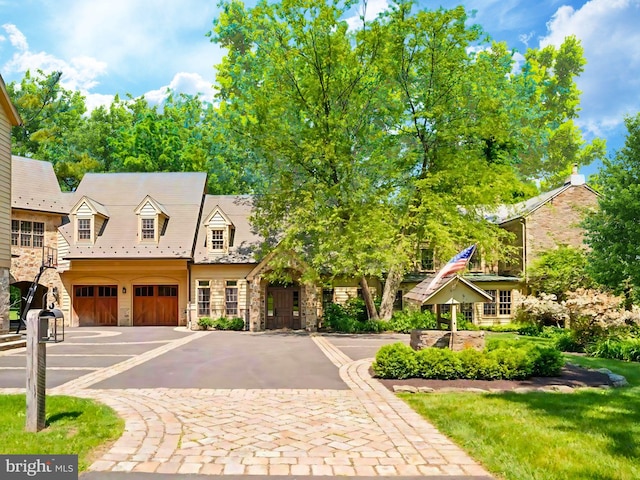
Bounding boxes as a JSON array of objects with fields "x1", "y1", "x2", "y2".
[
  {"x1": 0, "y1": 394, "x2": 124, "y2": 471},
  {"x1": 400, "y1": 346, "x2": 640, "y2": 480}
]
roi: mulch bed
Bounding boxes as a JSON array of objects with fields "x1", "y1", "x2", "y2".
[{"x1": 373, "y1": 363, "x2": 613, "y2": 392}]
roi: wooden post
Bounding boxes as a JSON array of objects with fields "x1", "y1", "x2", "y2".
[
  {"x1": 26, "y1": 309, "x2": 46, "y2": 432},
  {"x1": 449, "y1": 303, "x2": 457, "y2": 350}
]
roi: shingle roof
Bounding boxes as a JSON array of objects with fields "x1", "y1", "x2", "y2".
[
  {"x1": 11, "y1": 156, "x2": 68, "y2": 214},
  {"x1": 193, "y1": 195, "x2": 262, "y2": 264},
  {"x1": 59, "y1": 172, "x2": 207, "y2": 259},
  {"x1": 0, "y1": 75, "x2": 21, "y2": 126},
  {"x1": 404, "y1": 274, "x2": 492, "y2": 304}
]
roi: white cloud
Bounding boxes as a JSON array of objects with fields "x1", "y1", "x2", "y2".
[
  {"x1": 345, "y1": 0, "x2": 390, "y2": 31},
  {"x1": 143, "y1": 72, "x2": 215, "y2": 105},
  {"x1": 539, "y1": 0, "x2": 640, "y2": 138},
  {"x1": 2, "y1": 23, "x2": 28, "y2": 51}
]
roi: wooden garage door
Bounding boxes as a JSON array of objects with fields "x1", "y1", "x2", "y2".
[
  {"x1": 75, "y1": 285, "x2": 118, "y2": 326},
  {"x1": 133, "y1": 285, "x2": 178, "y2": 326}
]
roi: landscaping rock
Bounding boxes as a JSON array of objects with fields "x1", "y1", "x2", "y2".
[
  {"x1": 514, "y1": 387, "x2": 539, "y2": 394},
  {"x1": 608, "y1": 374, "x2": 628, "y2": 387},
  {"x1": 417, "y1": 387, "x2": 435, "y2": 393},
  {"x1": 596, "y1": 368, "x2": 612, "y2": 375},
  {"x1": 548, "y1": 385, "x2": 575, "y2": 393},
  {"x1": 464, "y1": 388, "x2": 490, "y2": 393},
  {"x1": 393, "y1": 385, "x2": 418, "y2": 393}
]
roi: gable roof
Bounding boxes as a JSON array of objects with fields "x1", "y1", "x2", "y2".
[
  {"x1": 0, "y1": 74, "x2": 21, "y2": 126},
  {"x1": 134, "y1": 195, "x2": 170, "y2": 217},
  {"x1": 70, "y1": 195, "x2": 110, "y2": 218},
  {"x1": 487, "y1": 181, "x2": 599, "y2": 225},
  {"x1": 11, "y1": 156, "x2": 68, "y2": 214},
  {"x1": 193, "y1": 195, "x2": 262, "y2": 264},
  {"x1": 404, "y1": 274, "x2": 493, "y2": 305},
  {"x1": 59, "y1": 172, "x2": 207, "y2": 259}
]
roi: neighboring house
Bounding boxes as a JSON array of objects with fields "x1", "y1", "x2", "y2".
[
  {"x1": 10, "y1": 156, "x2": 68, "y2": 321},
  {"x1": 402, "y1": 167, "x2": 599, "y2": 325},
  {"x1": 0, "y1": 75, "x2": 21, "y2": 334}
]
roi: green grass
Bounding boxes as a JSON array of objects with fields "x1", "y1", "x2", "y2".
[
  {"x1": 400, "y1": 354, "x2": 640, "y2": 480},
  {"x1": 9, "y1": 309, "x2": 19, "y2": 320},
  {"x1": 0, "y1": 394, "x2": 124, "y2": 471}
]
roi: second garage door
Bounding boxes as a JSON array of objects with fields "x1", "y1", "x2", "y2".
[
  {"x1": 133, "y1": 285, "x2": 178, "y2": 326},
  {"x1": 75, "y1": 285, "x2": 118, "y2": 326}
]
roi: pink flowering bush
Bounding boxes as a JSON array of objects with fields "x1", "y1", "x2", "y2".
[{"x1": 515, "y1": 293, "x2": 569, "y2": 328}]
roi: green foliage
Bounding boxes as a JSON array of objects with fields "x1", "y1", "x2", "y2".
[
  {"x1": 479, "y1": 323, "x2": 524, "y2": 333},
  {"x1": 588, "y1": 337, "x2": 640, "y2": 362},
  {"x1": 527, "y1": 246, "x2": 595, "y2": 301},
  {"x1": 371, "y1": 343, "x2": 418, "y2": 379},
  {"x1": 388, "y1": 309, "x2": 437, "y2": 333},
  {"x1": 553, "y1": 331, "x2": 585, "y2": 353},
  {"x1": 197, "y1": 317, "x2": 245, "y2": 330},
  {"x1": 372, "y1": 341, "x2": 563, "y2": 380},
  {"x1": 584, "y1": 113, "x2": 640, "y2": 303}
]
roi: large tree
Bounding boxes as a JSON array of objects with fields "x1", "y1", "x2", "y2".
[
  {"x1": 212, "y1": 0, "x2": 604, "y2": 319},
  {"x1": 584, "y1": 113, "x2": 640, "y2": 305}
]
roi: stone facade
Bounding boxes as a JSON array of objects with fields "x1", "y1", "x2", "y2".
[
  {"x1": 410, "y1": 329, "x2": 486, "y2": 352},
  {"x1": 525, "y1": 184, "x2": 598, "y2": 264},
  {"x1": 0, "y1": 267, "x2": 9, "y2": 333},
  {"x1": 10, "y1": 210, "x2": 65, "y2": 314}
]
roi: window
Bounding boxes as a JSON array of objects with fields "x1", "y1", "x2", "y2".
[
  {"x1": 11, "y1": 220, "x2": 19, "y2": 246},
  {"x1": 75, "y1": 286, "x2": 94, "y2": 297},
  {"x1": 135, "y1": 286, "x2": 154, "y2": 297},
  {"x1": 293, "y1": 290, "x2": 300, "y2": 317},
  {"x1": 158, "y1": 286, "x2": 177, "y2": 296},
  {"x1": 78, "y1": 218, "x2": 91, "y2": 240},
  {"x1": 322, "y1": 288, "x2": 334, "y2": 311},
  {"x1": 141, "y1": 218, "x2": 155, "y2": 240},
  {"x1": 225, "y1": 281, "x2": 238, "y2": 316},
  {"x1": 98, "y1": 286, "x2": 117, "y2": 297},
  {"x1": 461, "y1": 303, "x2": 474, "y2": 322},
  {"x1": 499, "y1": 290, "x2": 512, "y2": 315},
  {"x1": 420, "y1": 248, "x2": 435, "y2": 271},
  {"x1": 210, "y1": 229, "x2": 224, "y2": 250},
  {"x1": 469, "y1": 249, "x2": 482, "y2": 272},
  {"x1": 197, "y1": 280, "x2": 210, "y2": 316},
  {"x1": 484, "y1": 290, "x2": 497, "y2": 316},
  {"x1": 12, "y1": 220, "x2": 45, "y2": 248},
  {"x1": 393, "y1": 290, "x2": 403, "y2": 311}
]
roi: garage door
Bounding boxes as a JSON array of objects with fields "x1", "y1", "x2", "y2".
[
  {"x1": 75, "y1": 285, "x2": 118, "y2": 326},
  {"x1": 133, "y1": 285, "x2": 178, "y2": 326}
]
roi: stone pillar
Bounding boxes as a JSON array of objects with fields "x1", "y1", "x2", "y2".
[
  {"x1": 248, "y1": 277, "x2": 263, "y2": 332},
  {"x1": 301, "y1": 283, "x2": 318, "y2": 332},
  {"x1": 0, "y1": 268, "x2": 9, "y2": 333}
]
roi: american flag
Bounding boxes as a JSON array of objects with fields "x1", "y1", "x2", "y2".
[{"x1": 425, "y1": 244, "x2": 477, "y2": 292}]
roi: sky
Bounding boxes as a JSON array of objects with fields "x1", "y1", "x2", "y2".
[{"x1": 1, "y1": 0, "x2": 639, "y2": 178}]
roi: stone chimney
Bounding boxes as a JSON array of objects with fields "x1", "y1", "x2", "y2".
[{"x1": 568, "y1": 163, "x2": 585, "y2": 186}]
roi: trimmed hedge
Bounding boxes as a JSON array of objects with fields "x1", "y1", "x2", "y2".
[
  {"x1": 198, "y1": 317, "x2": 245, "y2": 331},
  {"x1": 372, "y1": 342, "x2": 563, "y2": 380}
]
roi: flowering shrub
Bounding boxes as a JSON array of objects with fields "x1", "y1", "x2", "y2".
[{"x1": 515, "y1": 293, "x2": 569, "y2": 328}]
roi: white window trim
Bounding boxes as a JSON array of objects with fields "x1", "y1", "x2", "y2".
[{"x1": 76, "y1": 216, "x2": 94, "y2": 244}]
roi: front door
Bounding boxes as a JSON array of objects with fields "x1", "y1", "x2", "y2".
[{"x1": 266, "y1": 287, "x2": 301, "y2": 329}]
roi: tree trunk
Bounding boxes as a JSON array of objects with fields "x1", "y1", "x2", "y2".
[
  {"x1": 379, "y1": 263, "x2": 405, "y2": 320},
  {"x1": 360, "y1": 276, "x2": 380, "y2": 321}
]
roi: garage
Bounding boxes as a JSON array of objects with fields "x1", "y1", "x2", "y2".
[
  {"x1": 74, "y1": 285, "x2": 118, "y2": 326},
  {"x1": 133, "y1": 285, "x2": 178, "y2": 326}
]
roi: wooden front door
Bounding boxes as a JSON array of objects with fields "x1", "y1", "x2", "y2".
[
  {"x1": 75, "y1": 285, "x2": 118, "y2": 326},
  {"x1": 133, "y1": 285, "x2": 178, "y2": 326},
  {"x1": 266, "y1": 287, "x2": 301, "y2": 329}
]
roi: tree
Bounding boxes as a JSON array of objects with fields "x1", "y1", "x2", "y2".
[
  {"x1": 211, "y1": 0, "x2": 603, "y2": 320},
  {"x1": 527, "y1": 246, "x2": 595, "y2": 301},
  {"x1": 584, "y1": 113, "x2": 640, "y2": 305}
]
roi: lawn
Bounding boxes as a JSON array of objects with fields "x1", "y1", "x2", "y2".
[
  {"x1": 0, "y1": 394, "x2": 124, "y2": 471},
  {"x1": 400, "y1": 350, "x2": 640, "y2": 480}
]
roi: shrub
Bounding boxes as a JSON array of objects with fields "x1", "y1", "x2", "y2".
[
  {"x1": 389, "y1": 309, "x2": 437, "y2": 333},
  {"x1": 515, "y1": 293, "x2": 569, "y2": 328},
  {"x1": 199, "y1": 317, "x2": 245, "y2": 331},
  {"x1": 530, "y1": 347, "x2": 564, "y2": 376},
  {"x1": 457, "y1": 348, "x2": 486, "y2": 380},
  {"x1": 480, "y1": 323, "x2": 524, "y2": 333},
  {"x1": 486, "y1": 347, "x2": 534, "y2": 380},
  {"x1": 198, "y1": 317, "x2": 214, "y2": 329},
  {"x1": 372, "y1": 343, "x2": 418, "y2": 379},
  {"x1": 554, "y1": 331, "x2": 584, "y2": 352},
  {"x1": 415, "y1": 348, "x2": 461, "y2": 379},
  {"x1": 517, "y1": 324, "x2": 542, "y2": 336},
  {"x1": 588, "y1": 337, "x2": 640, "y2": 362}
]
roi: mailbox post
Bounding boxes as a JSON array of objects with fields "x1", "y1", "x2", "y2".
[{"x1": 26, "y1": 308, "x2": 64, "y2": 432}]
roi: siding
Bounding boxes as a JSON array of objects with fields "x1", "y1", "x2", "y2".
[
  {"x1": 57, "y1": 231, "x2": 70, "y2": 271},
  {"x1": 208, "y1": 212, "x2": 227, "y2": 227},
  {"x1": 76, "y1": 202, "x2": 93, "y2": 216},
  {"x1": 140, "y1": 202, "x2": 156, "y2": 217},
  {"x1": 0, "y1": 108, "x2": 11, "y2": 269}
]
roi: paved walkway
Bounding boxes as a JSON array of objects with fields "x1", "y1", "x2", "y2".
[{"x1": 1, "y1": 331, "x2": 492, "y2": 478}]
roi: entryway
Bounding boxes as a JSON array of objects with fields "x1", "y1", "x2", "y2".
[{"x1": 266, "y1": 285, "x2": 301, "y2": 329}]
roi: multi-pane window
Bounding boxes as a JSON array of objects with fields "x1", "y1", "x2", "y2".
[
  {"x1": 158, "y1": 286, "x2": 177, "y2": 296},
  {"x1": 499, "y1": 290, "x2": 512, "y2": 315},
  {"x1": 211, "y1": 229, "x2": 224, "y2": 250},
  {"x1": 12, "y1": 220, "x2": 45, "y2": 248},
  {"x1": 197, "y1": 280, "x2": 210, "y2": 316},
  {"x1": 141, "y1": 218, "x2": 155, "y2": 239},
  {"x1": 322, "y1": 288, "x2": 334, "y2": 311},
  {"x1": 484, "y1": 290, "x2": 497, "y2": 316},
  {"x1": 420, "y1": 248, "x2": 435, "y2": 271},
  {"x1": 461, "y1": 303, "x2": 474, "y2": 322},
  {"x1": 225, "y1": 280, "x2": 238, "y2": 316},
  {"x1": 78, "y1": 218, "x2": 91, "y2": 240}
]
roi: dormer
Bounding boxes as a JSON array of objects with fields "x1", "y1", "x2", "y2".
[
  {"x1": 134, "y1": 195, "x2": 170, "y2": 243},
  {"x1": 204, "y1": 206, "x2": 234, "y2": 254},
  {"x1": 70, "y1": 196, "x2": 109, "y2": 244}
]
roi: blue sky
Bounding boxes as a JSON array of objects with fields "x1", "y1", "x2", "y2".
[{"x1": 1, "y1": 0, "x2": 639, "y2": 178}]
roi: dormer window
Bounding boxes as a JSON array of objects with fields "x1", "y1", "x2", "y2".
[
  {"x1": 78, "y1": 219, "x2": 91, "y2": 240},
  {"x1": 70, "y1": 196, "x2": 109, "y2": 245},
  {"x1": 204, "y1": 206, "x2": 234, "y2": 255},
  {"x1": 211, "y1": 229, "x2": 224, "y2": 250},
  {"x1": 135, "y1": 195, "x2": 170, "y2": 244}
]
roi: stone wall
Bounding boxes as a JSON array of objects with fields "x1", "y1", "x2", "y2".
[
  {"x1": 301, "y1": 283, "x2": 318, "y2": 332},
  {"x1": 526, "y1": 185, "x2": 598, "y2": 263},
  {"x1": 0, "y1": 267, "x2": 9, "y2": 333},
  {"x1": 410, "y1": 329, "x2": 486, "y2": 352}
]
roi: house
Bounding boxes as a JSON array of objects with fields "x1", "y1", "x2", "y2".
[
  {"x1": 0, "y1": 75, "x2": 22, "y2": 333},
  {"x1": 10, "y1": 156, "x2": 68, "y2": 324},
  {"x1": 402, "y1": 166, "x2": 599, "y2": 325}
]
